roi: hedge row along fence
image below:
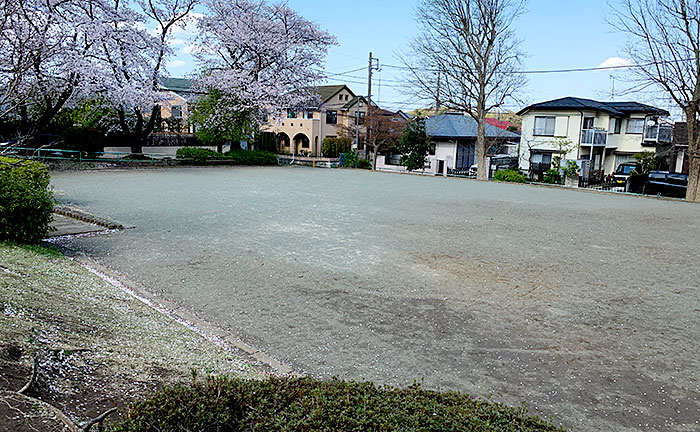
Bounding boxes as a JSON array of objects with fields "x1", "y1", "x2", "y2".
[
  {"x1": 110, "y1": 376, "x2": 566, "y2": 432},
  {"x1": 175, "y1": 148, "x2": 279, "y2": 166},
  {"x1": 0, "y1": 156, "x2": 54, "y2": 243}
]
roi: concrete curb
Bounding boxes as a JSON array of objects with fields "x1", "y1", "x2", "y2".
[
  {"x1": 53, "y1": 206, "x2": 125, "y2": 230},
  {"x1": 59, "y1": 249, "x2": 299, "y2": 378}
]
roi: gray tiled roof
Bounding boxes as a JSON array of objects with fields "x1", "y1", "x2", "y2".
[
  {"x1": 517, "y1": 97, "x2": 669, "y2": 117},
  {"x1": 426, "y1": 113, "x2": 521, "y2": 139}
]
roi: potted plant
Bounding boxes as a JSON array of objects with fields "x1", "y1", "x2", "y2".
[{"x1": 562, "y1": 160, "x2": 580, "y2": 188}]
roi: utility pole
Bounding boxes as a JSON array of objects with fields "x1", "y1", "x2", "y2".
[{"x1": 366, "y1": 52, "x2": 380, "y2": 157}]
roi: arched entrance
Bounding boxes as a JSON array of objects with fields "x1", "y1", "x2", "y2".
[
  {"x1": 276, "y1": 132, "x2": 290, "y2": 153},
  {"x1": 293, "y1": 133, "x2": 310, "y2": 155}
]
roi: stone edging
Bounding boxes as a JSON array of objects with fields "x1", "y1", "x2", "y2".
[
  {"x1": 60, "y1": 250, "x2": 299, "y2": 378},
  {"x1": 53, "y1": 206, "x2": 125, "y2": 230}
]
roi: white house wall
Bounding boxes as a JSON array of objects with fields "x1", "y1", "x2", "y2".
[{"x1": 519, "y1": 109, "x2": 657, "y2": 174}]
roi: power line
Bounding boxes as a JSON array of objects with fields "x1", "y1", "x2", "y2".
[{"x1": 381, "y1": 58, "x2": 694, "y2": 75}]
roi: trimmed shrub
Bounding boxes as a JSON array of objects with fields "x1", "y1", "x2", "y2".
[
  {"x1": 339, "y1": 151, "x2": 371, "y2": 169},
  {"x1": 0, "y1": 157, "x2": 54, "y2": 243},
  {"x1": 110, "y1": 376, "x2": 566, "y2": 432},
  {"x1": 543, "y1": 169, "x2": 562, "y2": 185},
  {"x1": 61, "y1": 126, "x2": 105, "y2": 158},
  {"x1": 321, "y1": 137, "x2": 351, "y2": 158},
  {"x1": 176, "y1": 148, "x2": 278, "y2": 166},
  {"x1": 176, "y1": 147, "x2": 225, "y2": 164},
  {"x1": 223, "y1": 150, "x2": 278, "y2": 166},
  {"x1": 493, "y1": 168, "x2": 527, "y2": 183}
]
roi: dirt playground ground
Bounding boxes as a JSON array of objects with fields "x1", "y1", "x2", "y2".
[{"x1": 50, "y1": 166, "x2": 700, "y2": 431}]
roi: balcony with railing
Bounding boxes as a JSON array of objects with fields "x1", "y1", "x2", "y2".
[
  {"x1": 581, "y1": 128, "x2": 607, "y2": 147},
  {"x1": 644, "y1": 124, "x2": 673, "y2": 144}
]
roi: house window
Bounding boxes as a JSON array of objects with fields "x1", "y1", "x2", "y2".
[
  {"x1": 305, "y1": 111, "x2": 314, "y2": 119},
  {"x1": 172, "y1": 105, "x2": 182, "y2": 118},
  {"x1": 609, "y1": 118, "x2": 622, "y2": 134},
  {"x1": 345, "y1": 95, "x2": 349, "y2": 101},
  {"x1": 357, "y1": 112, "x2": 366, "y2": 125},
  {"x1": 326, "y1": 110, "x2": 337, "y2": 124},
  {"x1": 627, "y1": 118, "x2": 644, "y2": 134},
  {"x1": 287, "y1": 110, "x2": 297, "y2": 119},
  {"x1": 533, "y1": 116, "x2": 556, "y2": 136},
  {"x1": 339, "y1": 94, "x2": 343, "y2": 101}
]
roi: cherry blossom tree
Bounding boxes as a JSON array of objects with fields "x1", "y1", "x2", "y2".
[
  {"x1": 193, "y1": 0, "x2": 336, "y2": 124},
  {"x1": 92, "y1": 0, "x2": 197, "y2": 155},
  {"x1": 0, "y1": 0, "x2": 106, "y2": 140}
]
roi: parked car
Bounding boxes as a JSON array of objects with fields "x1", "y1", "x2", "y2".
[
  {"x1": 612, "y1": 162, "x2": 639, "y2": 188},
  {"x1": 645, "y1": 171, "x2": 688, "y2": 198}
]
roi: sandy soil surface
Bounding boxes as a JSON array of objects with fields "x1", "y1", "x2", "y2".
[
  {"x1": 50, "y1": 166, "x2": 700, "y2": 431},
  {"x1": 0, "y1": 242, "x2": 263, "y2": 431}
]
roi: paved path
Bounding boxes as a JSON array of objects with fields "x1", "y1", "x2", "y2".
[
  {"x1": 50, "y1": 213, "x2": 105, "y2": 237},
  {"x1": 50, "y1": 167, "x2": 700, "y2": 432}
]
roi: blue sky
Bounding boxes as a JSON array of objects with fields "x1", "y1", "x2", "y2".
[{"x1": 167, "y1": 0, "x2": 678, "y2": 117}]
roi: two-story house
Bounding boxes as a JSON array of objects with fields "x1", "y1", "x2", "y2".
[
  {"x1": 517, "y1": 97, "x2": 671, "y2": 180},
  {"x1": 261, "y1": 85, "x2": 370, "y2": 157}
]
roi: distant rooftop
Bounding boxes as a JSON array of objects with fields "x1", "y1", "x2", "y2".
[
  {"x1": 517, "y1": 97, "x2": 669, "y2": 117},
  {"x1": 160, "y1": 77, "x2": 193, "y2": 93},
  {"x1": 426, "y1": 113, "x2": 521, "y2": 139}
]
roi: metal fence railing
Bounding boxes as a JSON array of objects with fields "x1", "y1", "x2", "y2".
[{"x1": 0, "y1": 147, "x2": 173, "y2": 162}]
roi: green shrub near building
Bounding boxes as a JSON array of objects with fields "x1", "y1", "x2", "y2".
[
  {"x1": 0, "y1": 157, "x2": 54, "y2": 243},
  {"x1": 493, "y1": 168, "x2": 527, "y2": 183},
  {"x1": 542, "y1": 169, "x2": 562, "y2": 185},
  {"x1": 176, "y1": 148, "x2": 278, "y2": 166},
  {"x1": 110, "y1": 376, "x2": 566, "y2": 432},
  {"x1": 321, "y1": 137, "x2": 352, "y2": 158}
]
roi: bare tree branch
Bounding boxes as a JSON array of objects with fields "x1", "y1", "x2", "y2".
[{"x1": 401, "y1": 0, "x2": 526, "y2": 180}]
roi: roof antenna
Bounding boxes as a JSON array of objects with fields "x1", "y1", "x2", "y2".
[{"x1": 610, "y1": 75, "x2": 615, "y2": 100}]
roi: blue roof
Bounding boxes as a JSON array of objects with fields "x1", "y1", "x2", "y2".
[{"x1": 426, "y1": 113, "x2": 520, "y2": 139}]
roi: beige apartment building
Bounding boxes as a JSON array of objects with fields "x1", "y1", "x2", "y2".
[{"x1": 262, "y1": 85, "x2": 369, "y2": 156}]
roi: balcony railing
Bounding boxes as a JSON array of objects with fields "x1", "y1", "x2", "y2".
[
  {"x1": 581, "y1": 128, "x2": 607, "y2": 146},
  {"x1": 644, "y1": 124, "x2": 673, "y2": 143}
]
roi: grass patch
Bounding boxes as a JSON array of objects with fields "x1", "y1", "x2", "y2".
[
  {"x1": 0, "y1": 240, "x2": 63, "y2": 257},
  {"x1": 111, "y1": 375, "x2": 566, "y2": 432}
]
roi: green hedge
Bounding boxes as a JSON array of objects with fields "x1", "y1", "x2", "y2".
[
  {"x1": 493, "y1": 169, "x2": 527, "y2": 184},
  {"x1": 176, "y1": 148, "x2": 278, "y2": 166},
  {"x1": 110, "y1": 376, "x2": 566, "y2": 432},
  {"x1": 0, "y1": 157, "x2": 54, "y2": 243},
  {"x1": 321, "y1": 137, "x2": 351, "y2": 158},
  {"x1": 61, "y1": 126, "x2": 105, "y2": 158}
]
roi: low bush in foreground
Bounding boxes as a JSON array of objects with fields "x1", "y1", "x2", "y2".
[
  {"x1": 493, "y1": 168, "x2": 527, "y2": 184},
  {"x1": 110, "y1": 376, "x2": 566, "y2": 432},
  {"x1": 176, "y1": 148, "x2": 278, "y2": 166},
  {"x1": 0, "y1": 156, "x2": 54, "y2": 243}
]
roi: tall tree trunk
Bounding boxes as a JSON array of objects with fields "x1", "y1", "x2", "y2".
[
  {"x1": 475, "y1": 104, "x2": 487, "y2": 180},
  {"x1": 686, "y1": 106, "x2": 700, "y2": 202},
  {"x1": 119, "y1": 106, "x2": 160, "y2": 155}
]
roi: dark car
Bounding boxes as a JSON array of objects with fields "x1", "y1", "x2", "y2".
[
  {"x1": 612, "y1": 162, "x2": 639, "y2": 189},
  {"x1": 645, "y1": 171, "x2": 688, "y2": 198}
]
